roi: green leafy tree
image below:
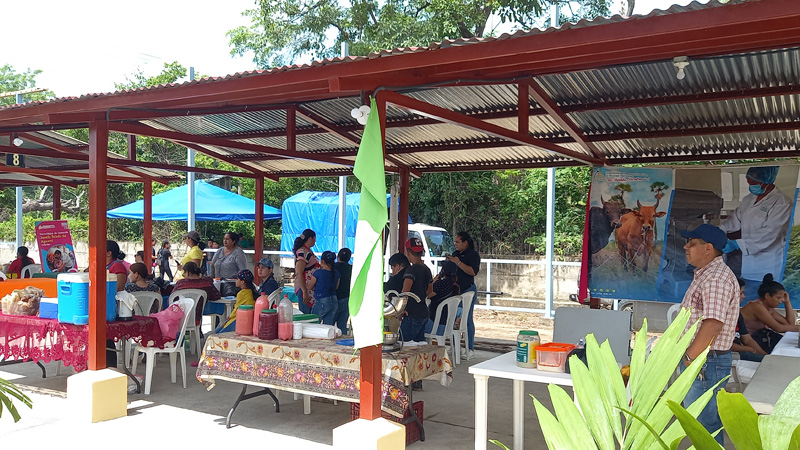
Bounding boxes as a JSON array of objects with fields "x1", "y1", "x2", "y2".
[
  {"x1": 650, "y1": 181, "x2": 669, "y2": 200},
  {"x1": 0, "y1": 64, "x2": 54, "y2": 106},
  {"x1": 228, "y1": 0, "x2": 610, "y2": 68}
]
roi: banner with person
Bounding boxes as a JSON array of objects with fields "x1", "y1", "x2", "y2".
[
  {"x1": 35, "y1": 220, "x2": 79, "y2": 273},
  {"x1": 585, "y1": 164, "x2": 800, "y2": 307}
]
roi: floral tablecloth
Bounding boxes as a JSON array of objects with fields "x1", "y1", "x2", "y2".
[
  {"x1": 196, "y1": 333, "x2": 453, "y2": 417},
  {"x1": 0, "y1": 313, "x2": 166, "y2": 372}
]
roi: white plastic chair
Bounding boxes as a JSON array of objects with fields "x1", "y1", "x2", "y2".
[
  {"x1": 169, "y1": 289, "x2": 205, "y2": 355},
  {"x1": 131, "y1": 297, "x2": 194, "y2": 395},
  {"x1": 451, "y1": 292, "x2": 475, "y2": 364},
  {"x1": 425, "y1": 295, "x2": 462, "y2": 362},
  {"x1": 666, "y1": 303, "x2": 681, "y2": 326},
  {"x1": 21, "y1": 264, "x2": 41, "y2": 278},
  {"x1": 131, "y1": 291, "x2": 163, "y2": 316},
  {"x1": 267, "y1": 289, "x2": 281, "y2": 309}
]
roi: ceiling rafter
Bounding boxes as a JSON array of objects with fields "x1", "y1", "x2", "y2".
[
  {"x1": 0, "y1": 164, "x2": 153, "y2": 183},
  {"x1": 378, "y1": 90, "x2": 600, "y2": 165},
  {"x1": 108, "y1": 122, "x2": 355, "y2": 168},
  {"x1": 528, "y1": 78, "x2": 605, "y2": 162}
]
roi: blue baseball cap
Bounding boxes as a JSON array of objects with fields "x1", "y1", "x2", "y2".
[
  {"x1": 256, "y1": 257, "x2": 273, "y2": 268},
  {"x1": 680, "y1": 224, "x2": 727, "y2": 252}
]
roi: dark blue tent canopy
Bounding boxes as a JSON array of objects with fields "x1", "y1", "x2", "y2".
[{"x1": 107, "y1": 180, "x2": 282, "y2": 221}]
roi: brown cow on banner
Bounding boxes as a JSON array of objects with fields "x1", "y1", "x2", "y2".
[{"x1": 616, "y1": 199, "x2": 666, "y2": 272}]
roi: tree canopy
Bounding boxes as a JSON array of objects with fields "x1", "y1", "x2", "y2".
[
  {"x1": 0, "y1": 64, "x2": 54, "y2": 106},
  {"x1": 228, "y1": 0, "x2": 610, "y2": 68}
]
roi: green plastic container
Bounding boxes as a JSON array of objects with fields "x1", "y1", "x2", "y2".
[{"x1": 293, "y1": 314, "x2": 319, "y2": 323}]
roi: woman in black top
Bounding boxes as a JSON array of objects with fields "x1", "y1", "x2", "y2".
[{"x1": 446, "y1": 231, "x2": 480, "y2": 358}]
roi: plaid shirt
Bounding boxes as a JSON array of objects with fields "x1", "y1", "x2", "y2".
[{"x1": 680, "y1": 256, "x2": 740, "y2": 351}]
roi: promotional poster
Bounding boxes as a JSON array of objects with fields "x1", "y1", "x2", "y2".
[
  {"x1": 586, "y1": 164, "x2": 800, "y2": 307},
  {"x1": 35, "y1": 220, "x2": 79, "y2": 273}
]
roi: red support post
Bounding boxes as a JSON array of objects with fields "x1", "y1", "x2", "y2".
[
  {"x1": 88, "y1": 120, "x2": 108, "y2": 370},
  {"x1": 254, "y1": 176, "x2": 265, "y2": 284},
  {"x1": 144, "y1": 180, "x2": 153, "y2": 272},
  {"x1": 398, "y1": 167, "x2": 410, "y2": 254},
  {"x1": 359, "y1": 345, "x2": 383, "y2": 420},
  {"x1": 52, "y1": 183, "x2": 61, "y2": 220}
]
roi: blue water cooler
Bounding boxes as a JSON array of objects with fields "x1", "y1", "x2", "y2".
[{"x1": 57, "y1": 273, "x2": 118, "y2": 324}]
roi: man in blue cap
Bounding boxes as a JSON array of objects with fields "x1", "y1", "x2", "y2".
[
  {"x1": 719, "y1": 166, "x2": 791, "y2": 300},
  {"x1": 256, "y1": 257, "x2": 279, "y2": 296},
  {"x1": 679, "y1": 223, "x2": 740, "y2": 446}
]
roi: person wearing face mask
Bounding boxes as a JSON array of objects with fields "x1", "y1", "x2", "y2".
[{"x1": 719, "y1": 166, "x2": 792, "y2": 301}]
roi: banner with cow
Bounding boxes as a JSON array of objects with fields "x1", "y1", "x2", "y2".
[{"x1": 585, "y1": 164, "x2": 800, "y2": 307}]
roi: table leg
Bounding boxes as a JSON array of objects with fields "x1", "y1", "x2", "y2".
[
  {"x1": 513, "y1": 379, "x2": 525, "y2": 450},
  {"x1": 474, "y1": 374, "x2": 489, "y2": 450},
  {"x1": 303, "y1": 394, "x2": 311, "y2": 414}
]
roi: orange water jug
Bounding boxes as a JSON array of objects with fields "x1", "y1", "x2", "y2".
[{"x1": 253, "y1": 294, "x2": 271, "y2": 336}]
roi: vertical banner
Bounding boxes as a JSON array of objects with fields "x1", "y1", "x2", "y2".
[
  {"x1": 587, "y1": 167, "x2": 674, "y2": 301},
  {"x1": 35, "y1": 220, "x2": 79, "y2": 273}
]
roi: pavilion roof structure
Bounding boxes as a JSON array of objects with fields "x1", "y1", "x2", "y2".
[
  {"x1": 0, "y1": 130, "x2": 180, "y2": 188},
  {"x1": 0, "y1": 0, "x2": 798, "y2": 179}
]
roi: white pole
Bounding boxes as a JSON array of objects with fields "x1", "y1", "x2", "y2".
[
  {"x1": 187, "y1": 67, "x2": 196, "y2": 232},
  {"x1": 338, "y1": 42, "x2": 349, "y2": 251},
  {"x1": 545, "y1": 167, "x2": 556, "y2": 318},
  {"x1": 15, "y1": 93, "x2": 23, "y2": 249}
]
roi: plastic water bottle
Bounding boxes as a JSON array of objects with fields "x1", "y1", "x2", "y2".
[{"x1": 278, "y1": 295, "x2": 293, "y2": 340}]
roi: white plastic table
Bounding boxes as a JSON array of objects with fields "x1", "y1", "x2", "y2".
[
  {"x1": 469, "y1": 351, "x2": 573, "y2": 450},
  {"x1": 771, "y1": 331, "x2": 799, "y2": 357},
  {"x1": 743, "y1": 353, "x2": 800, "y2": 414}
]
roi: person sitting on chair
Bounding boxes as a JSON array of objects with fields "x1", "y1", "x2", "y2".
[
  {"x1": 731, "y1": 279, "x2": 767, "y2": 362},
  {"x1": 7, "y1": 246, "x2": 36, "y2": 279},
  {"x1": 741, "y1": 273, "x2": 798, "y2": 353}
]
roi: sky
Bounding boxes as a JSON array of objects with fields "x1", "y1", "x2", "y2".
[{"x1": 2, "y1": 0, "x2": 705, "y2": 99}]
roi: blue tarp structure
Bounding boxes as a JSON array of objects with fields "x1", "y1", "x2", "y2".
[
  {"x1": 280, "y1": 191, "x2": 409, "y2": 253},
  {"x1": 107, "y1": 180, "x2": 282, "y2": 221}
]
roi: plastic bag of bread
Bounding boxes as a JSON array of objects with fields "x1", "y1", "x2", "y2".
[{"x1": 1, "y1": 286, "x2": 45, "y2": 316}]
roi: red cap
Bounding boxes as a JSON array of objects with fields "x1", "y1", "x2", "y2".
[{"x1": 405, "y1": 237, "x2": 424, "y2": 253}]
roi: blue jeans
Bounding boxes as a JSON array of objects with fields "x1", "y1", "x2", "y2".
[
  {"x1": 400, "y1": 316, "x2": 428, "y2": 342},
  {"x1": 464, "y1": 284, "x2": 477, "y2": 350},
  {"x1": 296, "y1": 288, "x2": 312, "y2": 314},
  {"x1": 215, "y1": 321, "x2": 236, "y2": 334},
  {"x1": 335, "y1": 297, "x2": 350, "y2": 335},
  {"x1": 738, "y1": 351, "x2": 764, "y2": 362},
  {"x1": 681, "y1": 351, "x2": 732, "y2": 446},
  {"x1": 424, "y1": 319, "x2": 445, "y2": 336},
  {"x1": 312, "y1": 295, "x2": 338, "y2": 325}
]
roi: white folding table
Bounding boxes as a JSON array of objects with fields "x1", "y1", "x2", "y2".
[{"x1": 469, "y1": 351, "x2": 573, "y2": 450}]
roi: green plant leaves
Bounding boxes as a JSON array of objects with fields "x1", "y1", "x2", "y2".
[
  {"x1": 548, "y1": 384, "x2": 597, "y2": 449},
  {"x1": 666, "y1": 399, "x2": 723, "y2": 449},
  {"x1": 571, "y1": 356, "x2": 616, "y2": 450},
  {"x1": 0, "y1": 377, "x2": 33, "y2": 423},
  {"x1": 533, "y1": 394, "x2": 586, "y2": 450},
  {"x1": 717, "y1": 390, "x2": 762, "y2": 450}
]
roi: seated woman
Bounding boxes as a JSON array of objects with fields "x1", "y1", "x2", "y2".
[
  {"x1": 124, "y1": 262, "x2": 161, "y2": 314},
  {"x1": 173, "y1": 261, "x2": 221, "y2": 327},
  {"x1": 6, "y1": 246, "x2": 36, "y2": 278},
  {"x1": 741, "y1": 273, "x2": 799, "y2": 353},
  {"x1": 215, "y1": 269, "x2": 257, "y2": 334},
  {"x1": 425, "y1": 261, "x2": 460, "y2": 335}
]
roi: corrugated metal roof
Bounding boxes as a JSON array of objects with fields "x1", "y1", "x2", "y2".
[{"x1": 1, "y1": 0, "x2": 798, "y2": 179}]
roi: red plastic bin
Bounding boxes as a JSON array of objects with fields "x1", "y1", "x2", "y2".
[{"x1": 350, "y1": 401, "x2": 423, "y2": 446}]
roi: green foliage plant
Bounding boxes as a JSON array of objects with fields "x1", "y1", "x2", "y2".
[
  {"x1": 0, "y1": 377, "x2": 32, "y2": 423},
  {"x1": 666, "y1": 376, "x2": 800, "y2": 450},
  {"x1": 494, "y1": 308, "x2": 723, "y2": 450}
]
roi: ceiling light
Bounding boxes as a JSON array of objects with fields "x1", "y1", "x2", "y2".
[
  {"x1": 12, "y1": 137, "x2": 23, "y2": 147},
  {"x1": 673, "y1": 56, "x2": 690, "y2": 80},
  {"x1": 350, "y1": 105, "x2": 371, "y2": 125}
]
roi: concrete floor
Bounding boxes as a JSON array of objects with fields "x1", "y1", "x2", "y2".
[{"x1": 0, "y1": 348, "x2": 561, "y2": 449}]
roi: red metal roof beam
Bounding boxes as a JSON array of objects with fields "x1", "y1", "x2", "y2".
[
  {"x1": 108, "y1": 122, "x2": 355, "y2": 168},
  {"x1": 378, "y1": 90, "x2": 600, "y2": 165},
  {"x1": 527, "y1": 79, "x2": 605, "y2": 163}
]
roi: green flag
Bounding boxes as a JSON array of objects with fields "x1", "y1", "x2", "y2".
[{"x1": 350, "y1": 98, "x2": 387, "y2": 349}]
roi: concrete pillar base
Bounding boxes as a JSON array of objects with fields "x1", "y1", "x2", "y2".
[
  {"x1": 67, "y1": 368, "x2": 127, "y2": 423},
  {"x1": 333, "y1": 418, "x2": 405, "y2": 450}
]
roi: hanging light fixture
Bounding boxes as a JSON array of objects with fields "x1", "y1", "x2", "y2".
[
  {"x1": 673, "y1": 56, "x2": 690, "y2": 80},
  {"x1": 350, "y1": 105, "x2": 371, "y2": 125},
  {"x1": 12, "y1": 137, "x2": 23, "y2": 147}
]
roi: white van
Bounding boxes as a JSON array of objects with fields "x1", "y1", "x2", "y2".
[{"x1": 385, "y1": 223, "x2": 455, "y2": 275}]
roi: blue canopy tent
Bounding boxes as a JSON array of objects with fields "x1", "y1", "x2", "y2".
[
  {"x1": 107, "y1": 180, "x2": 282, "y2": 221},
  {"x1": 280, "y1": 191, "x2": 410, "y2": 253}
]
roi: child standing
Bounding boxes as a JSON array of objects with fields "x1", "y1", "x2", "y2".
[
  {"x1": 308, "y1": 251, "x2": 341, "y2": 325},
  {"x1": 216, "y1": 269, "x2": 257, "y2": 333},
  {"x1": 158, "y1": 241, "x2": 174, "y2": 281}
]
